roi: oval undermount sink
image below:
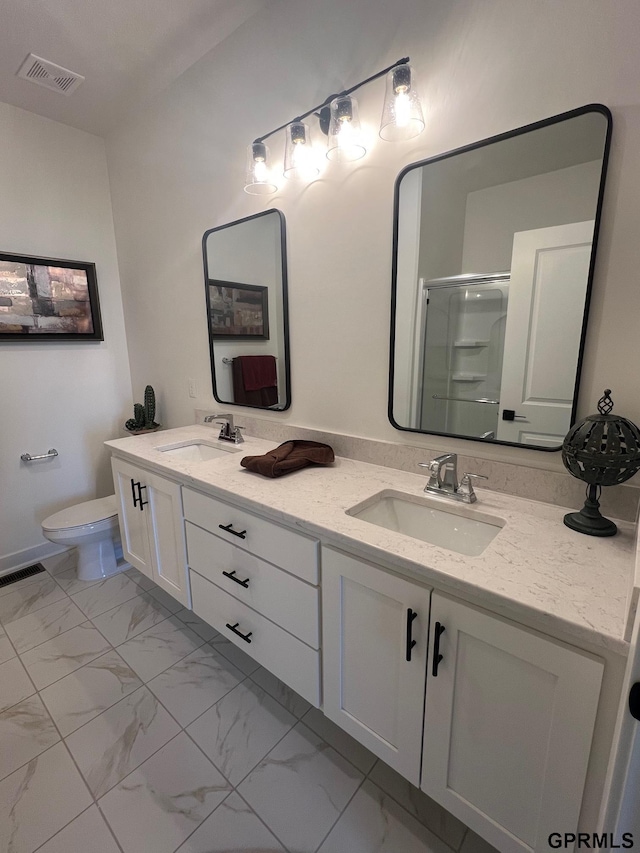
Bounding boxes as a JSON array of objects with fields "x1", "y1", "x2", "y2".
[
  {"x1": 347, "y1": 490, "x2": 505, "y2": 556},
  {"x1": 155, "y1": 440, "x2": 240, "y2": 462}
]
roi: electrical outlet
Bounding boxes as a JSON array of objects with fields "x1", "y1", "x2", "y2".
[{"x1": 188, "y1": 378, "x2": 197, "y2": 398}]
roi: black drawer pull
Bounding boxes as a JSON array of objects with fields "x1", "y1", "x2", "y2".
[
  {"x1": 432, "y1": 622, "x2": 445, "y2": 676},
  {"x1": 138, "y1": 483, "x2": 148, "y2": 509},
  {"x1": 218, "y1": 523, "x2": 247, "y2": 540},
  {"x1": 222, "y1": 570, "x2": 250, "y2": 588},
  {"x1": 226, "y1": 622, "x2": 252, "y2": 643},
  {"x1": 406, "y1": 608, "x2": 418, "y2": 662}
]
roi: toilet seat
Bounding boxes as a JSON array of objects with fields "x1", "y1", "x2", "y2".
[{"x1": 42, "y1": 495, "x2": 118, "y2": 532}]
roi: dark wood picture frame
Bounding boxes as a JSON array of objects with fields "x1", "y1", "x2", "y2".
[
  {"x1": 0, "y1": 251, "x2": 103, "y2": 341},
  {"x1": 207, "y1": 279, "x2": 269, "y2": 339}
]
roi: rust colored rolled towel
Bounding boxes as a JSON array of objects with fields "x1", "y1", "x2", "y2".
[{"x1": 240, "y1": 440, "x2": 335, "y2": 478}]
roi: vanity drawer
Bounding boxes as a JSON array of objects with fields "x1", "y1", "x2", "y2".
[
  {"x1": 186, "y1": 521, "x2": 319, "y2": 648},
  {"x1": 190, "y1": 569, "x2": 321, "y2": 707},
  {"x1": 183, "y1": 487, "x2": 319, "y2": 584}
]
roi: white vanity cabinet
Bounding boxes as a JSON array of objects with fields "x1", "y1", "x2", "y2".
[
  {"x1": 321, "y1": 546, "x2": 606, "y2": 853},
  {"x1": 322, "y1": 546, "x2": 432, "y2": 785},
  {"x1": 422, "y1": 592, "x2": 604, "y2": 853},
  {"x1": 183, "y1": 487, "x2": 322, "y2": 706},
  {"x1": 111, "y1": 457, "x2": 190, "y2": 607}
]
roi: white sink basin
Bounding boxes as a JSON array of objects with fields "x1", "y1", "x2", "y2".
[
  {"x1": 155, "y1": 440, "x2": 240, "y2": 463},
  {"x1": 347, "y1": 490, "x2": 504, "y2": 556}
]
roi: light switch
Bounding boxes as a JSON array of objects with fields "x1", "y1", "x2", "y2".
[{"x1": 188, "y1": 378, "x2": 197, "y2": 398}]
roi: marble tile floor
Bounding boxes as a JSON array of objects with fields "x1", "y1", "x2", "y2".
[{"x1": 0, "y1": 551, "x2": 497, "y2": 853}]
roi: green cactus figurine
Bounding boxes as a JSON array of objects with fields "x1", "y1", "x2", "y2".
[
  {"x1": 125, "y1": 386, "x2": 160, "y2": 433},
  {"x1": 144, "y1": 385, "x2": 156, "y2": 429}
]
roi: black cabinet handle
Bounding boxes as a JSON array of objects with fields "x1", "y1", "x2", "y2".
[
  {"x1": 226, "y1": 622, "x2": 252, "y2": 643},
  {"x1": 131, "y1": 479, "x2": 147, "y2": 510},
  {"x1": 432, "y1": 622, "x2": 445, "y2": 676},
  {"x1": 222, "y1": 570, "x2": 250, "y2": 588},
  {"x1": 137, "y1": 483, "x2": 148, "y2": 509},
  {"x1": 218, "y1": 523, "x2": 247, "y2": 540},
  {"x1": 406, "y1": 608, "x2": 418, "y2": 661}
]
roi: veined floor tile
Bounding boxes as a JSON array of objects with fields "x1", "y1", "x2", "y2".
[
  {"x1": 187, "y1": 680, "x2": 296, "y2": 787},
  {"x1": 36, "y1": 805, "x2": 121, "y2": 853},
  {"x1": 48, "y1": 566, "x2": 106, "y2": 597},
  {"x1": 125, "y1": 567, "x2": 157, "y2": 591},
  {"x1": 20, "y1": 622, "x2": 112, "y2": 689},
  {"x1": 91, "y1": 591, "x2": 171, "y2": 646},
  {"x1": 318, "y1": 779, "x2": 454, "y2": 853},
  {"x1": 70, "y1": 573, "x2": 143, "y2": 619},
  {"x1": 370, "y1": 760, "x2": 467, "y2": 850},
  {"x1": 0, "y1": 742, "x2": 92, "y2": 853},
  {"x1": 0, "y1": 657, "x2": 35, "y2": 713},
  {"x1": 147, "y1": 645, "x2": 244, "y2": 726},
  {"x1": 0, "y1": 625, "x2": 16, "y2": 664},
  {"x1": 460, "y1": 830, "x2": 499, "y2": 853},
  {"x1": 65, "y1": 686, "x2": 180, "y2": 798},
  {"x1": 39, "y1": 649, "x2": 142, "y2": 736},
  {"x1": 0, "y1": 568, "x2": 50, "y2": 599},
  {"x1": 302, "y1": 707, "x2": 377, "y2": 774},
  {"x1": 41, "y1": 550, "x2": 76, "y2": 576},
  {"x1": 209, "y1": 635, "x2": 261, "y2": 675},
  {"x1": 146, "y1": 585, "x2": 184, "y2": 613},
  {"x1": 4, "y1": 595, "x2": 86, "y2": 654},
  {"x1": 0, "y1": 695, "x2": 59, "y2": 781},
  {"x1": 176, "y1": 791, "x2": 286, "y2": 853},
  {"x1": 99, "y1": 732, "x2": 231, "y2": 853},
  {"x1": 116, "y1": 615, "x2": 204, "y2": 682},
  {"x1": 238, "y1": 722, "x2": 363, "y2": 853},
  {"x1": 250, "y1": 666, "x2": 311, "y2": 719},
  {"x1": 175, "y1": 607, "x2": 219, "y2": 641},
  {"x1": 0, "y1": 575, "x2": 67, "y2": 625}
]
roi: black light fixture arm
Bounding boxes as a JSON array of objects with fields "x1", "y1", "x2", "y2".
[{"x1": 253, "y1": 57, "x2": 410, "y2": 144}]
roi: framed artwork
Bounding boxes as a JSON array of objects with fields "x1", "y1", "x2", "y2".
[
  {"x1": 0, "y1": 252, "x2": 103, "y2": 340},
  {"x1": 207, "y1": 280, "x2": 269, "y2": 339}
]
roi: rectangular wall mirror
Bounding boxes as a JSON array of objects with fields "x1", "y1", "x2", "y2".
[
  {"x1": 389, "y1": 105, "x2": 611, "y2": 450},
  {"x1": 203, "y1": 208, "x2": 291, "y2": 410}
]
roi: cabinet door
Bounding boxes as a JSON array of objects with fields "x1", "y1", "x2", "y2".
[
  {"x1": 111, "y1": 457, "x2": 153, "y2": 578},
  {"x1": 422, "y1": 592, "x2": 604, "y2": 853},
  {"x1": 322, "y1": 547, "x2": 431, "y2": 785},
  {"x1": 146, "y1": 471, "x2": 190, "y2": 607}
]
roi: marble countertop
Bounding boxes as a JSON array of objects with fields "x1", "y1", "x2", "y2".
[{"x1": 106, "y1": 425, "x2": 638, "y2": 655}]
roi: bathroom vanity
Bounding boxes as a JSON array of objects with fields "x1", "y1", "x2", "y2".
[{"x1": 106, "y1": 425, "x2": 637, "y2": 853}]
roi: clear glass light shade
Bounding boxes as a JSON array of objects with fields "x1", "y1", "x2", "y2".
[
  {"x1": 379, "y1": 64, "x2": 425, "y2": 141},
  {"x1": 326, "y1": 96, "x2": 366, "y2": 162},
  {"x1": 283, "y1": 122, "x2": 319, "y2": 181},
  {"x1": 244, "y1": 142, "x2": 277, "y2": 195}
]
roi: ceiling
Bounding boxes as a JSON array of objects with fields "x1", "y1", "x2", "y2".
[{"x1": 0, "y1": 0, "x2": 270, "y2": 136}]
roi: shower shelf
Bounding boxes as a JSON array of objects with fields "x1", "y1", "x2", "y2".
[
  {"x1": 453, "y1": 339, "x2": 490, "y2": 348},
  {"x1": 452, "y1": 373, "x2": 487, "y2": 382}
]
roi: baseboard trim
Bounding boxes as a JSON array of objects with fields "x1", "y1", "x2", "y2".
[{"x1": 0, "y1": 543, "x2": 69, "y2": 577}]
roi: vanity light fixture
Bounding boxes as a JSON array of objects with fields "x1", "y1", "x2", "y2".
[
  {"x1": 244, "y1": 142, "x2": 278, "y2": 195},
  {"x1": 380, "y1": 64, "x2": 425, "y2": 141},
  {"x1": 283, "y1": 121, "x2": 319, "y2": 180},
  {"x1": 243, "y1": 57, "x2": 424, "y2": 194}
]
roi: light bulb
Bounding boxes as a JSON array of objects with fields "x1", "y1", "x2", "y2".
[
  {"x1": 244, "y1": 142, "x2": 277, "y2": 195},
  {"x1": 284, "y1": 122, "x2": 319, "y2": 181},
  {"x1": 379, "y1": 64, "x2": 425, "y2": 141},
  {"x1": 326, "y1": 96, "x2": 366, "y2": 162}
]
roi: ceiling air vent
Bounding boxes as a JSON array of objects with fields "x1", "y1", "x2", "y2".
[{"x1": 17, "y1": 54, "x2": 84, "y2": 96}]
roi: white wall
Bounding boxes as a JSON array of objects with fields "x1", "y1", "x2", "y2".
[
  {"x1": 105, "y1": 0, "x2": 640, "y2": 476},
  {"x1": 462, "y1": 160, "x2": 602, "y2": 272},
  {"x1": 0, "y1": 102, "x2": 132, "y2": 570}
]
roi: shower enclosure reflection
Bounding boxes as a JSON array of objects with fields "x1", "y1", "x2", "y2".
[{"x1": 390, "y1": 106, "x2": 611, "y2": 449}]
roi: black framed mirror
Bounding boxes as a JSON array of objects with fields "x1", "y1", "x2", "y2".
[
  {"x1": 203, "y1": 209, "x2": 291, "y2": 410},
  {"x1": 389, "y1": 105, "x2": 612, "y2": 450}
]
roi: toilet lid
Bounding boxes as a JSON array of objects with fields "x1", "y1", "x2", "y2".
[{"x1": 42, "y1": 495, "x2": 119, "y2": 531}]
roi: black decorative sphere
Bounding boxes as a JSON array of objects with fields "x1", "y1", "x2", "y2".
[
  {"x1": 562, "y1": 390, "x2": 640, "y2": 487},
  {"x1": 561, "y1": 390, "x2": 640, "y2": 536}
]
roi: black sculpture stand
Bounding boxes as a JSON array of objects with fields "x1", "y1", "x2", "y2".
[{"x1": 563, "y1": 483, "x2": 617, "y2": 537}]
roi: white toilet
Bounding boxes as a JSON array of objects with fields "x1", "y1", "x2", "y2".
[{"x1": 42, "y1": 495, "x2": 130, "y2": 581}]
